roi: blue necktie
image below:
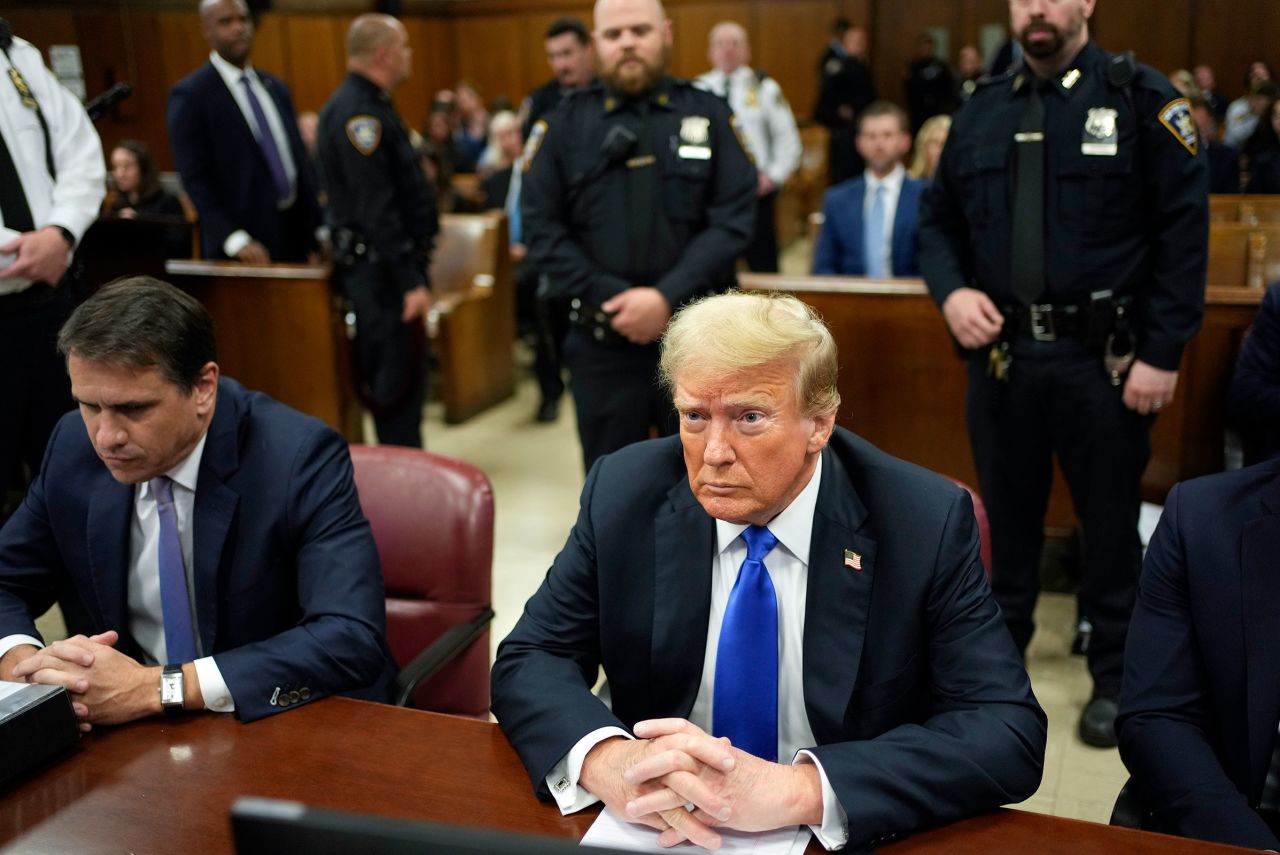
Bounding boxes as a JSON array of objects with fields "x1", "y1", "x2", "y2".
[
  {"x1": 151, "y1": 477, "x2": 198, "y2": 664},
  {"x1": 713, "y1": 525, "x2": 779, "y2": 762},
  {"x1": 240, "y1": 75, "x2": 291, "y2": 203},
  {"x1": 864, "y1": 183, "x2": 886, "y2": 278}
]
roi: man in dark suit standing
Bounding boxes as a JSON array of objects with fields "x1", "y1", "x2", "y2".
[
  {"x1": 167, "y1": 0, "x2": 320, "y2": 263},
  {"x1": 813, "y1": 102, "x2": 926, "y2": 277},
  {"x1": 1118, "y1": 459, "x2": 1280, "y2": 849},
  {"x1": 0, "y1": 277, "x2": 395, "y2": 728},
  {"x1": 492, "y1": 291, "x2": 1045, "y2": 851}
]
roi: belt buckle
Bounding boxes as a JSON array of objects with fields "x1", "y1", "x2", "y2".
[{"x1": 1029, "y1": 304, "x2": 1056, "y2": 341}]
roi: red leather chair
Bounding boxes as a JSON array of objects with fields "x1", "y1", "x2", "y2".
[
  {"x1": 349, "y1": 445, "x2": 494, "y2": 716},
  {"x1": 945, "y1": 477, "x2": 993, "y2": 582}
]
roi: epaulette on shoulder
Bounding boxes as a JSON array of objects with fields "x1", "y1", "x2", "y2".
[
  {"x1": 755, "y1": 67, "x2": 771, "y2": 85},
  {"x1": 973, "y1": 65, "x2": 1016, "y2": 92}
]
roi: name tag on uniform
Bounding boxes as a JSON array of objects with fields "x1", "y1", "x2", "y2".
[
  {"x1": 678, "y1": 145, "x2": 712, "y2": 160},
  {"x1": 1082, "y1": 107, "x2": 1119, "y2": 156}
]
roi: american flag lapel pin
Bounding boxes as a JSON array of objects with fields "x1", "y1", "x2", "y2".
[{"x1": 844, "y1": 549, "x2": 863, "y2": 571}]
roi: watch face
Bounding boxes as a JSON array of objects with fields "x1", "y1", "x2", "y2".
[{"x1": 161, "y1": 672, "x2": 184, "y2": 707}]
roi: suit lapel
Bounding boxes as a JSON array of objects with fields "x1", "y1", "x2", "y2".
[
  {"x1": 191, "y1": 383, "x2": 242, "y2": 657},
  {"x1": 84, "y1": 478, "x2": 135, "y2": 640},
  {"x1": 889, "y1": 182, "x2": 914, "y2": 273},
  {"x1": 1243, "y1": 480, "x2": 1280, "y2": 794},
  {"x1": 851, "y1": 179, "x2": 866, "y2": 274},
  {"x1": 652, "y1": 477, "x2": 715, "y2": 718},
  {"x1": 207, "y1": 62, "x2": 259, "y2": 149},
  {"x1": 803, "y1": 446, "x2": 876, "y2": 743}
]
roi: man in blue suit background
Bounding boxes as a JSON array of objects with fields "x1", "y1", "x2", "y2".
[
  {"x1": 812, "y1": 102, "x2": 926, "y2": 277},
  {"x1": 168, "y1": 0, "x2": 320, "y2": 263},
  {"x1": 0, "y1": 277, "x2": 395, "y2": 728}
]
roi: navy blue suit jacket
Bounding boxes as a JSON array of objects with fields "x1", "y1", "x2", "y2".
[
  {"x1": 167, "y1": 62, "x2": 319, "y2": 261},
  {"x1": 812, "y1": 175, "x2": 926, "y2": 276},
  {"x1": 0, "y1": 378, "x2": 396, "y2": 722},
  {"x1": 1228, "y1": 281, "x2": 1280, "y2": 465},
  {"x1": 491, "y1": 428, "x2": 1045, "y2": 851},
  {"x1": 1118, "y1": 459, "x2": 1280, "y2": 850}
]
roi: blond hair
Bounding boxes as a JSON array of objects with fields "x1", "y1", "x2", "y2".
[
  {"x1": 659, "y1": 291, "x2": 840, "y2": 418},
  {"x1": 908, "y1": 113, "x2": 951, "y2": 179}
]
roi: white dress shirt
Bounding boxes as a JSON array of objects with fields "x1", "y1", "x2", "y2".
[
  {"x1": 0, "y1": 432, "x2": 235, "y2": 713},
  {"x1": 694, "y1": 66, "x2": 802, "y2": 189},
  {"x1": 862, "y1": 164, "x2": 905, "y2": 277},
  {"x1": 207, "y1": 51, "x2": 298, "y2": 258},
  {"x1": 0, "y1": 36, "x2": 105, "y2": 294},
  {"x1": 545, "y1": 462, "x2": 850, "y2": 849}
]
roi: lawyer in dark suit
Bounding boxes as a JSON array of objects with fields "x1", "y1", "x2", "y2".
[
  {"x1": 813, "y1": 102, "x2": 924, "y2": 277},
  {"x1": 1118, "y1": 459, "x2": 1280, "y2": 850},
  {"x1": 167, "y1": 0, "x2": 319, "y2": 263},
  {"x1": 492, "y1": 292, "x2": 1045, "y2": 852},
  {"x1": 0, "y1": 277, "x2": 395, "y2": 729}
]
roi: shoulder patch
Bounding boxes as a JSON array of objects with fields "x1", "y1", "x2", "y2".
[
  {"x1": 729, "y1": 114, "x2": 755, "y2": 165},
  {"x1": 524, "y1": 120, "x2": 548, "y2": 171},
  {"x1": 345, "y1": 115, "x2": 382, "y2": 156},
  {"x1": 1157, "y1": 98, "x2": 1198, "y2": 156}
]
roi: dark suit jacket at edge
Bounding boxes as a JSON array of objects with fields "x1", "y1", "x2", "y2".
[
  {"x1": 491, "y1": 428, "x2": 1046, "y2": 851},
  {"x1": 0, "y1": 377, "x2": 396, "y2": 722},
  {"x1": 812, "y1": 175, "x2": 926, "y2": 276},
  {"x1": 1118, "y1": 458, "x2": 1280, "y2": 850}
]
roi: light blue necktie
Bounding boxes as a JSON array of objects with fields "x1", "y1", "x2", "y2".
[
  {"x1": 712, "y1": 525, "x2": 779, "y2": 762},
  {"x1": 151, "y1": 477, "x2": 198, "y2": 664},
  {"x1": 864, "y1": 183, "x2": 886, "y2": 278},
  {"x1": 240, "y1": 75, "x2": 291, "y2": 203}
]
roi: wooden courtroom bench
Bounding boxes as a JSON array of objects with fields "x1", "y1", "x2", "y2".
[
  {"x1": 740, "y1": 274, "x2": 1262, "y2": 530},
  {"x1": 429, "y1": 212, "x2": 516, "y2": 424},
  {"x1": 1207, "y1": 222, "x2": 1280, "y2": 289},
  {"x1": 1208, "y1": 194, "x2": 1280, "y2": 225}
]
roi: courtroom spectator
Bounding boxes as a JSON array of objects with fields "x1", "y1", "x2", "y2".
[
  {"x1": 491, "y1": 290, "x2": 1045, "y2": 853},
  {"x1": 1190, "y1": 96, "x2": 1240, "y2": 194},
  {"x1": 1118, "y1": 458, "x2": 1280, "y2": 850},
  {"x1": 167, "y1": 0, "x2": 320, "y2": 263},
  {"x1": 956, "y1": 44, "x2": 984, "y2": 102},
  {"x1": 452, "y1": 80, "x2": 489, "y2": 173},
  {"x1": 0, "y1": 276, "x2": 397, "y2": 728},
  {"x1": 488, "y1": 95, "x2": 516, "y2": 116},
  {"x1": 1227, "y1": 281, "x2": 1280, "y2": 465},
  {"x1": 1224, "y1": 70, "x2": 1275, "y2": 150},
  {"x1": 422, "y1": 106, "x2": 457, "y2": 211},
  {"x1": 813, "y1": 102, "x2": 924, "y2": 277},
  {"x1": 904, "y1": 32, "x2": 958, "y2": 133},
  {"x1": 814, "y1": 19, "x2": 876, "y2": 186},
  {"x1": 907, "y1": 113, "x2": 951, "y2": 181},
  {"x1": 1194, "y1": 63, "x2": 1227, "y2": 124},
  {"x1": 478, "y1": 110, "x2": 522, "y2": 178},
  {"x1": 297, "y1": 110, "x2": 319, "y2": 162},
  {"x1": 1245, "y1": 96, "x2": 1280, "y2": 193},
  {"x1": 1169, "y1": 69, "x2": 1200, "y2": 101},
  {"x1": 105, "y1": 141, "x2": 185, "y2": 221}
]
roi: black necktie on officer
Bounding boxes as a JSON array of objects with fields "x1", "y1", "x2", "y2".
[
  {"x1": 0, "y1": 132, "x2": 35, "y2": 233},
  {"x1": 1011, "y1": 78, "x2": 1048, "y2": 306}
]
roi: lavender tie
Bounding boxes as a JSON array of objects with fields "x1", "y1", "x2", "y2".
[
  {"x1": 151, "y1": 477, "x2": 197, "y2": 664},
  {"x1": 239, "y1": 74, "x2": 291, "y2": 202}
]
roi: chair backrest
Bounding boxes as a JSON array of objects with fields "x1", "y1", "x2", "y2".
[
  {"x1": 349, "y1": 444, "x2": 494, "y2": 716},
  {"x1": 944, "y1": 476, "x2": 992, "y2": 582}
]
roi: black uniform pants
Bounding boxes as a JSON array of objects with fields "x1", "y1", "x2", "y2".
[
  {"x1": 342, "y1": 262, "x2": 426, "y2": 448},
  {"x1": 966, "y1": 337, "x2": 1149, "y2": 695},
  {"x1": 564, "y1": 328, "x2": 676, "y2": 472},
  {"x1": 744, "y1": 191, "x2": 779, "y2": 273},
  {"x1": 0, "y1": 286, "x2": 74, "y2": 513},
  {"x1": 533, "y1": 292, "x2": 569, "y2": 406}
]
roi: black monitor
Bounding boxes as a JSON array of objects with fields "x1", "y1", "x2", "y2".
[{"x1": 231, "y1": 797, "x2": 633, "y2": 855}]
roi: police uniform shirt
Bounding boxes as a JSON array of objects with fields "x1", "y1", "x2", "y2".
[
  {"x1": 521, "y1": 76, "x2": 757, "y2": 309},
  {"x1": 694, "y1": 67, "x2": 802, "y2": 189},
  {"x1": 919, "y1": 40, "x2": 1208, "y2": 370},
  {"x1": 0, "y1": 36, "x2": 104, "y2": 295},
  {"x1": 317, "y1": 71, "x2": 436, "y2": 294}
]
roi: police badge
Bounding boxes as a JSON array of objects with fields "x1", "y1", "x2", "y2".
[
  {"x1": 1081, "y1": 107, "x2": 1118, "y2": 156},
  {"x1": 680, "y1": 116, "x2": 711, "y2": 145},
  {"x1": 345, "y1": 115, "x2": 382, "y2": 156}
]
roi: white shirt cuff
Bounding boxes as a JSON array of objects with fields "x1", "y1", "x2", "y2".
[
  {"x1": 546, "y1": 726, "x2": 632, "y2": 814},
  {"x1": 193, "y1": 656, "x2": 235, "y2": 712},
  {"x1": 795, "y1": 749, "x2": 849, "y2": 849},
  {"x1": 222, "y1": 229, "x2": 252, "y2": 259},
  {"x1": 0, "y1": 634, "x2": 44, "y2": 663}
]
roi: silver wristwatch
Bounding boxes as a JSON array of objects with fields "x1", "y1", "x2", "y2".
[{"x1": 160, "y1": 664, "x2": 184, "y2": 714}]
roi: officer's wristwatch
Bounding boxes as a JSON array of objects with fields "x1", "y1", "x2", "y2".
[
  {"x1": 49, "y1": 225, "x2": 75, "y2": 250},
  {"x1": 160, "y1": 664, "x2": 184, "y2": 715}
]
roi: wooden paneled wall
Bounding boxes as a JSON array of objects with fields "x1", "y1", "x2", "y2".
[{"x1": 7, "y1": 0, "x2": 1280, "y2": 174}]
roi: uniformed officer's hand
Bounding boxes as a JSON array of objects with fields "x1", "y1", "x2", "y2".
[
  {"x1": 0, "y1": 227, "x2": 72, "y2": 285},
  {"x1": 236, "y1": 240, "x2": 271, "y2": 265},
  {"x1": 603, "y1": 287, "x2": 671, "y2": 345},
  {"x1": 1122, "y1": 361, "x2": 1178, "y2": 415},
  {"x1": 510, "y1": 242, "x2": 528, "y2": 262},
  {"x1": 402, "y1": 285, "x2": 432, "y2": 323},
  {"x1": 757, "y1": 173, "x2": 776, "y2": 198},
  {"x1": 942, "y1": 287, "x2": 1004, "y2": 350}
]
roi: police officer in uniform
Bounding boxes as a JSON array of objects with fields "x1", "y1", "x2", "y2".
[
  {"x1": 919, "y1": 0, "x2": 1207, "y2": 748},
  {"x1": 813, "y1": 20, "x2": 876, "y2": 187},
  {"x1": 522, "y1": 18, "x2": 597, "y2": 142},
  {"x1": 318, "y1": 14, "x2": 437, "y2": 448},
  {"x1": 0, "y1": 20, "x2": 104, "y2": 514},
  {"x1": 523, "y1": 0, "x2": 756, "y2": 472}
]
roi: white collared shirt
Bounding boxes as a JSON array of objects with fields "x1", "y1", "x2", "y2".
[
  {"x1": 545, "y1": 460, "x2": 850, "y2": 849},
  {"x1": 693, "y1": 66, "x2": 802, "y2": 188},
  {"x1": 862, "y1": 164, "x2": 905, "y2": 277},
  {"x1": 207, "y1": 51, "x2": 298, "y2": 257}
]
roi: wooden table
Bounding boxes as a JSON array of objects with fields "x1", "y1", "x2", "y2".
[{"x1": 0, "y1": 699, "x2": 1249, "y2": 854}]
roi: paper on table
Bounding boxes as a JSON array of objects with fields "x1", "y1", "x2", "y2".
[{"x1": 580, "y1": 808, "x2": 809, "y2": 854}]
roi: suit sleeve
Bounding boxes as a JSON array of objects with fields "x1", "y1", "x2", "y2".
[
  {"x1": 212, "y1": 428, "x2": 392, "y2": 721},
  {"x1": 490, "y1": 459, "x2": 632, "y2": 796},
  {"x1": 1116, "y1": 485, "x2": 1280, "y2": 850},
  {"x1": 168, "y1": 80, "x2": 237, "y2": 255},
  {"x1": 812, "y1": 191, "x2": 841, "y2": 275},
  {"x1": 806, "y1": 490, "x2": 1047, "y2": 849}
]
